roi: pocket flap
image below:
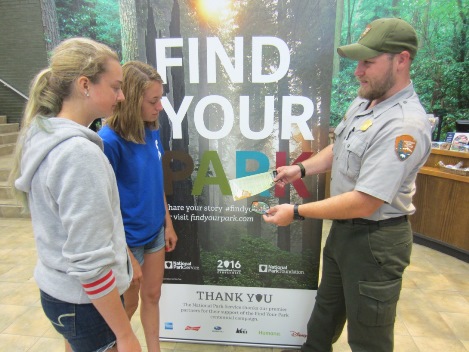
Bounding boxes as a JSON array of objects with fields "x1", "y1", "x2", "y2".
[
  {"x1": 346, "y1": 135, "x2": 367, "y2": 157},
  {"x1": 359, "y1": 278, "x2": 402, "y2": 302}
]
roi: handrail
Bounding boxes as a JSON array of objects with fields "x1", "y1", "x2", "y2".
[{"x1": 0, "y1": 78, "x2": 29, "y2": 101}]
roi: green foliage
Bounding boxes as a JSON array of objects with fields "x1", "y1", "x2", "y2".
[
  {"x1": 200, "y1": 236, "x2": 318, "y2": 289},
  {"x1": 55, "y1": 0, "x2": 122, "y2": 56},
  {"x1": 331, "y1": 0, "x2": 468, "y2": 133},
  {"x1": 438, "y1": 109, "x2": 469, "y2": 139},
  {"x1": 330, "y1": 60, "x2": 358, "y2": 126}
]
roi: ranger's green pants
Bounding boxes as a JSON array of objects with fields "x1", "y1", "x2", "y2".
[{"x1": 301, "y1": 219, "x2": 412, "y2": 352}]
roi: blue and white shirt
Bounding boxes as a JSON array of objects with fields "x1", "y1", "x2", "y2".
[{"x1": 99, "y1": 125, "x2": 166, "y2": 247}]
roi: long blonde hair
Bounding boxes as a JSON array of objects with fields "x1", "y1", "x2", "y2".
[
  {"x1": 9, "y1": 37, "x2": 119, "y2": 209},
  {"x1": 105, "y1": 61, "x2": 163, "y2": 144}
]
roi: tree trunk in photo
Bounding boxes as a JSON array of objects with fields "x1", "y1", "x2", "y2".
[
  {"x1": 40, "y1": 0, "x2": 60, "y2": 52},
  {"x1": 119, "y1": 0, "x2": 140, "y2": 61},
  {"x1": 301, "y1": 0, "x2": 336, "y2": 273},
  {"x1": 246, "y1": 81, "x2": 265, "y2": 238},
  {"x1": 196, "y1": 21, "x2": 212, "y2": 251},
  {"x1": 160, "y1": 0, "x2": 202, "y2": 284},
  {"x1": 421, "y1": 0, "x2": 432, "y2": 47},
  {"x1": 146, "y1": 3, "x2": 158, "y2": 68},
  {"x1": 276, "y1": 0, "x2": 291, "y2": 251},
  {"x1": 88, "y1": 0, "x2": 97, "y2": 40},
  {"x1": 456, "y1": 0, "x2": 467, "y2": 108},
  {"x1": 346, "y1": 0, "x2": 357, "y2": 44},
  {"x1": 333, "y1": 0, "x2": 344, "y2": 77},
  {"x1": 391, "y1": 0, "x2": 401, "y2": 17}
]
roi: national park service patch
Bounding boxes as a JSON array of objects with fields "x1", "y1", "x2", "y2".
[{"x1": 395, "y1": 135, "x2": 417, "y2": 161}]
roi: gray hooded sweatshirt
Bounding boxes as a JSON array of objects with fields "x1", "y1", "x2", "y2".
[{"x1": 15, "y1": 118, "x2": 132, "y2": 304}]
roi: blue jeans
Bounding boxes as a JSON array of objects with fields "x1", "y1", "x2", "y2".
[
  {"x1": 129, "y1": 226, "x2": 165, "y2": 265},
  {"x1": 40, "y1": 290, "x2": 124, "y2": 352}
]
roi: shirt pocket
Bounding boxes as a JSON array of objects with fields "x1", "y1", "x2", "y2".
[{"x1": 339, "y1": 135, "x2": 367, "y2": 180}]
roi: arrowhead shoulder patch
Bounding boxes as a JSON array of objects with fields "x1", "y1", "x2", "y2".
[{"x1": 395, "y1": 135, "x2": 417, "y2": 161}]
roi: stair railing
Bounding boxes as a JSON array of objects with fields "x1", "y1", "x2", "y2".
[{"x1": 0, "y1": 77, "x2": 29, "y2": 101}]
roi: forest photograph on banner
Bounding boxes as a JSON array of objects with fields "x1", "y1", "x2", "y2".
[{"x1": 98, "y1": 0, "x2": 335, "y2": 291}]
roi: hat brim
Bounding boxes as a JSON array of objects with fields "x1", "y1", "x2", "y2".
[{"x1": 337, "y1": 43, "x2": 382, "y2": 60}]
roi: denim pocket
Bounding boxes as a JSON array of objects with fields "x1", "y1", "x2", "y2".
[
  {"x1": 357, "y1": 278, "x2": 402, "y2": 326},
  {"x1": 40, "y1": 290, "x2": 76, "y2": 337}
]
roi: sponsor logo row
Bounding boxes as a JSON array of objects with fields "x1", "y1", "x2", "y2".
[{"x1": 164, "y1": 322, "x2": 306, "y2": 338}]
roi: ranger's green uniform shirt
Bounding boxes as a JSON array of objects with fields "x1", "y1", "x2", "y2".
[{"x1": 331, "y1": 83, "x2": 432, "y2": 220}]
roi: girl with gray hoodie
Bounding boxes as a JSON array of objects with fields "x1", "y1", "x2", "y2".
[{"x1": 9, "y1": 38, "x2": 141, "y2": 352}]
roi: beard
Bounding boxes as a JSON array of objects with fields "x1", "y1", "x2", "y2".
[{"x1": 357, "y1": 64, "x2": 396, "y2": 101}]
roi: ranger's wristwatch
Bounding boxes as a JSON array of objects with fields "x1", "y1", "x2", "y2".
[{"x1": 293, "y1": 204, "x2": 305, "y2": 220}]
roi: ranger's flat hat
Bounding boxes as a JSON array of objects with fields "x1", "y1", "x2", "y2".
[{"x1": 337, "y1": 18, "x2": 418, "y2": 60}]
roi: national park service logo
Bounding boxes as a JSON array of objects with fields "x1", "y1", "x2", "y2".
[{"x1": 395, "y1": 135, "x2": 416, "y2": 161}]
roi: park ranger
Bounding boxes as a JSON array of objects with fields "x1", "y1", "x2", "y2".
[{"x1": 264, "y1": 18, "x2": 432, "y2": 352}]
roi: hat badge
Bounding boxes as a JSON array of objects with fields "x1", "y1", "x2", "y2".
[{"x1": 359, "y1": 25, "x2": 372, "y2": 40}]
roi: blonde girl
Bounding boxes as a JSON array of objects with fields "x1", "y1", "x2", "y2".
[{"x1": 10, "y1": 38, "x2": 141, "y2": 352}]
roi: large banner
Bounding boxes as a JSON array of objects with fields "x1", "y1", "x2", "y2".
[
  {"x1": 153, "y1": 0, "x2": 337, "y2": 348},
  {"x1": 46, "y1": 0, "x2": 336, "y2": 348}
]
